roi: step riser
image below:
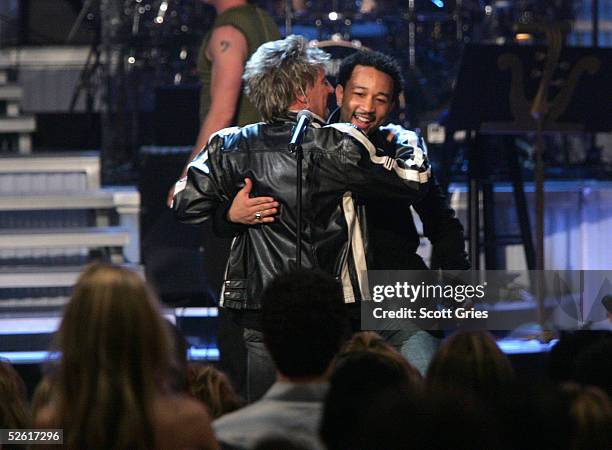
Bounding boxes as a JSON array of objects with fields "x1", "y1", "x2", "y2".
[
  {"x1": 0, "y1": 117, "x2": 35, "y2": 133},
  {"x1": 0, "y1": 227, "x2": 131, "y2": 250},
  {"x1": 0, "y1": 154, "x2": 101, "y2": 190}
]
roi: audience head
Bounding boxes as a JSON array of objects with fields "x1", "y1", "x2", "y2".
[
  {"x1": 189, "y1": 363, "x2": 243, "y2": 419},
  {"x1": 549, "y1": 331, "x2": 612, "y2": 399},
  {"x1": 0, "y1": 359, "x2": 30, "y2": 430},
  {"x1": 50, "y1": 263, "x2": 175, "y2": 449},
  {"x1": 243, "y1": 35, "x2": 331, "y2": 120},
  {"x1": 548, "y1": 330, "x2": 610, "y2": 386},
  {"x1": 323, "y1": 347, "x2": 503, "y2": 450},
  {"x1": 561, "y1": 382, "x2": 612, "y2": 450},
  {"x1": 57, "y1": 263, "x2": 174, "y2": 388},
  {"x1": 341, "y1": 331, "x2": 423, "y2": 385},
  {"x1": 426, "y1": 330, "x2": 515, "y2": 400},
  {"x1": 260, "y1": 269, "x2": 349, "y2": 380},
  {"x1": 320, "y1": 351, "x2": 421, "y2": 450}
]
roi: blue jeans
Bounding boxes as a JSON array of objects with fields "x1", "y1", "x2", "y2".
[
  {"x1": 243, "y1": 328, "x2": 276, "y2": 403},
  {"x1": 379, "y1": 327, "x2": 441, "y2": 376}
]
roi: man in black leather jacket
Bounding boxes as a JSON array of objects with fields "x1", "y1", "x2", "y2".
[{"x1": 172, "y1": 36, "x2": 431, "y2": 400}]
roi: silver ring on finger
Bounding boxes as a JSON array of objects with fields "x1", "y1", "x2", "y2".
[{"x1": 254, "y1": 211, "x2": 263, "y2": 220}]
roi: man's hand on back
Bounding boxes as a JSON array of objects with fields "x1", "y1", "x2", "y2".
[{"x1": 227, "y1": 178, "x2": 279, "y2": 225}]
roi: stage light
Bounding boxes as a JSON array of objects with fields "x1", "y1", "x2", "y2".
[
  {"x1": 155, "y1": 1, "x2": 168, "y2": 25},
  {"x1": 515, "y1": 33, "x2": 533, "y2": 42}
]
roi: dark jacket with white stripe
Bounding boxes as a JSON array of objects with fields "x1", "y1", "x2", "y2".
[
  {"x1": 360, "y1": 124, "x2": 470, "y2": 271},
  {"x1": 172, "y1": 114, "x2": 431, "y2": 310}
]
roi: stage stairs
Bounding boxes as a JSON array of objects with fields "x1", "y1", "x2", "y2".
[
  {"x1": 0, "y1": 151, "x2": 219, "y2": 366},
  {"x1": 0, "y1": 151, "x2": 136, "y2": 356}
]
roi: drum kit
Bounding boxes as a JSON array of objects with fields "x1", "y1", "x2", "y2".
[
  {"x1": 72, "y1": 0, "x2": 574, "y2": 81},
  {"x1": 73, "y1": 0, "x2": 576, "y2": 121},
  {"x1": 105, "y1": 0, "x2": 499, "y2": 86}
]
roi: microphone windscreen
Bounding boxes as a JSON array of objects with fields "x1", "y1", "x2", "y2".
[{"x1": 296, "y1": 109, "x2": 314, "y2": 122}]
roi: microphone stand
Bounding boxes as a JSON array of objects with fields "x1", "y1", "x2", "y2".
[
  {"x1": 291, "y1": 141, "x2": 304, "y2": 270},
  {"x1": 288, "y1": 110, "x2": 313, "y2": 270}
]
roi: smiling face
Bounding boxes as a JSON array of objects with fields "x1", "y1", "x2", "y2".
[{"x1": 335, "y1": 65, "x2": 395, "y2": 136}]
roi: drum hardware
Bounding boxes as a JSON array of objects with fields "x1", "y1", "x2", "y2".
[{"x1": 310, "y1": 38, "x2": 367, "y2": 78}]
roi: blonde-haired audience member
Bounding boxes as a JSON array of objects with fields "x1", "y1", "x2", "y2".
[
  {"x1": 189, "y1": 363, "x2": 243, "y2": 419},
  {"x1": 34, "y1": 263, "x2": 218, "y2": 450},
  {"x1": 426, "y1": 330, "x2": 515, "y2": 400},
  {"x1": 340, "y1": 331, "x2": 423, "y2": 385},
  {"x1": 0, "y1": 359, "x2": 31, "y2": 449},
  {"x1": 561, "y1": 382, "x2": 612, "y2": 450}
]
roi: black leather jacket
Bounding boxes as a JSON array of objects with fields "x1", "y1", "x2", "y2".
[{"x1": 173, "y1": 115, "x2": 431, "y2": 310}]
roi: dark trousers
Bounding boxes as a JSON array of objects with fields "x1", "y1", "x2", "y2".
[
  {"x1": 201, "y1": 226, "x2": 247, "y2": 398},
  {"x1": 243, "y1": 328, "x2": 276, "y2": 402}
]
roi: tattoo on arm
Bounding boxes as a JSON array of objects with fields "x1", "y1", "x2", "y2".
[{"x1": 220, "y1": 40, "x2": 231, "y2": 52}]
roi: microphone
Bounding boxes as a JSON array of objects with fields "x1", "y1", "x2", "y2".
[{"x1": 289, "y1": 110, "x2": 313, "y2": 152}]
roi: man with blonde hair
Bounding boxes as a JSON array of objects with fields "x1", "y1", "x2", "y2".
[{"x1": 173, "y1": 35, "x2": 431, "y2": 400}]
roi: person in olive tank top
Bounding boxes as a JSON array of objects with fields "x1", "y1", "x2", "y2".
[
  {"x1": 168, "y1": 0, "x2": 279, "y2": 400},
  {"x1": 169, "y1": 0, "x2": 280, "y2": 198},
  {"x1": 196, "y1": 2, "x2": 280, "y2": 127}
]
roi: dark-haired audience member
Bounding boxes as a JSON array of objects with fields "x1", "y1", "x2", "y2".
[
  {"x1": 340, "y1": 331, "x2": 423, "y2": 385},
  {"x1": 34, "y1": 263, "x2": 218, "y2": 450},
  {"x1": 549, "y1": 330, "x2": 611, "y2": 388},
  {"x1": 561, "y1": 382, "x2": 612, "y2": 450},
  {"x1": 0, "y1": 359, "x2": 30, "y2": 450},
  {"x1": 323, "y1": 351, "x2": 502, "y2": 450},
  {"x1": 189, "y1": 363, "x2": 243, "y2": 419},
  {"x1": 213, "y1": 270, "x2": 349, "y2": 450},
  {"x1": 426, "y1": 330, "x2": 515, "y2": 401},
  {"x1": 320, "y1": 351, "x2": 423, "y2": 450},
  {"x1": 494, "y1": 381, "x2": 573, "y2": 450}
]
